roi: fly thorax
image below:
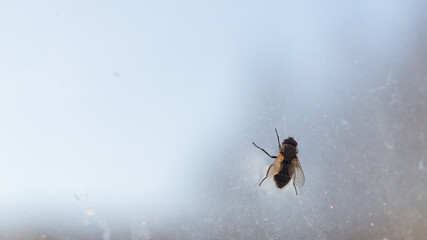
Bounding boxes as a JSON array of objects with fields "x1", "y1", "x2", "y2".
[{"x1": 281, "y1": 144, "x2": 298, "y2": 158}]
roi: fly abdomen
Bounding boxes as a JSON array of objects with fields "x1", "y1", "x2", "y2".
[{"x1": 274, "y1": 167, "x2": 291, "y2": 189}]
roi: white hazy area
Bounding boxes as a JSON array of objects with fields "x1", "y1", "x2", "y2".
[{"x1": 1, "y1": 0, "x2": 427, "y2": 239}]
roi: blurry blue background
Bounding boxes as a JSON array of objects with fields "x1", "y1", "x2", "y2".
[{"x1": 1, "y1": 0, "x2": 427, "y2": 239}]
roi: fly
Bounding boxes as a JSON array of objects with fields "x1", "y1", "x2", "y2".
[{"x1": 253, "y1": 129, "x2": 305, "y2": 195}]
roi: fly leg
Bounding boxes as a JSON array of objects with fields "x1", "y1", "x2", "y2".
[
  {"x1": 275, "y1": 128, "x2": 281, "y2": 150},
  {"x1": 293, "y1": 182, "x2": 298, "y2": 195},
  {"x1": 252, "y1": 142, "x2": 277, "y2": 158},
  {"x1": 258, "y1": 164, "x2": 272, "y2": 186}
]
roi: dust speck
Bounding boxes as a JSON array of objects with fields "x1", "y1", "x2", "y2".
[
  {"x1": 86, "y1": 208, "x2": 95, "y2": 216},
  {"x1": 384, "y1": 142, "x2": 394, "y2": 150}
]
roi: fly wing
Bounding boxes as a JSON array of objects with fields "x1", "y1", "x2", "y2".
[
  {"x1": 267, "y1": 154, "x2": 284, "y2": 178},
  {"x1": 259, "y1": 154, "x2": 284, "y2": 186},
  {"x1": 291, "y1": 158, "x2": 305, "y2": 188}
]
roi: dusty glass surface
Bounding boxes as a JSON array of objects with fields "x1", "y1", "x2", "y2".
[{"x1": 1, "y1": 1, "x2": 427, "y2": 239}]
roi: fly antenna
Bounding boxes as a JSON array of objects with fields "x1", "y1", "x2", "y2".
[{"x1": 275, "y1": 128, "x2": 281, "y2": 150}]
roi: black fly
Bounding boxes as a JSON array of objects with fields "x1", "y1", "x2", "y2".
[{"x1": 253, "y1": 129, "x2": 305, "y2": 195}]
